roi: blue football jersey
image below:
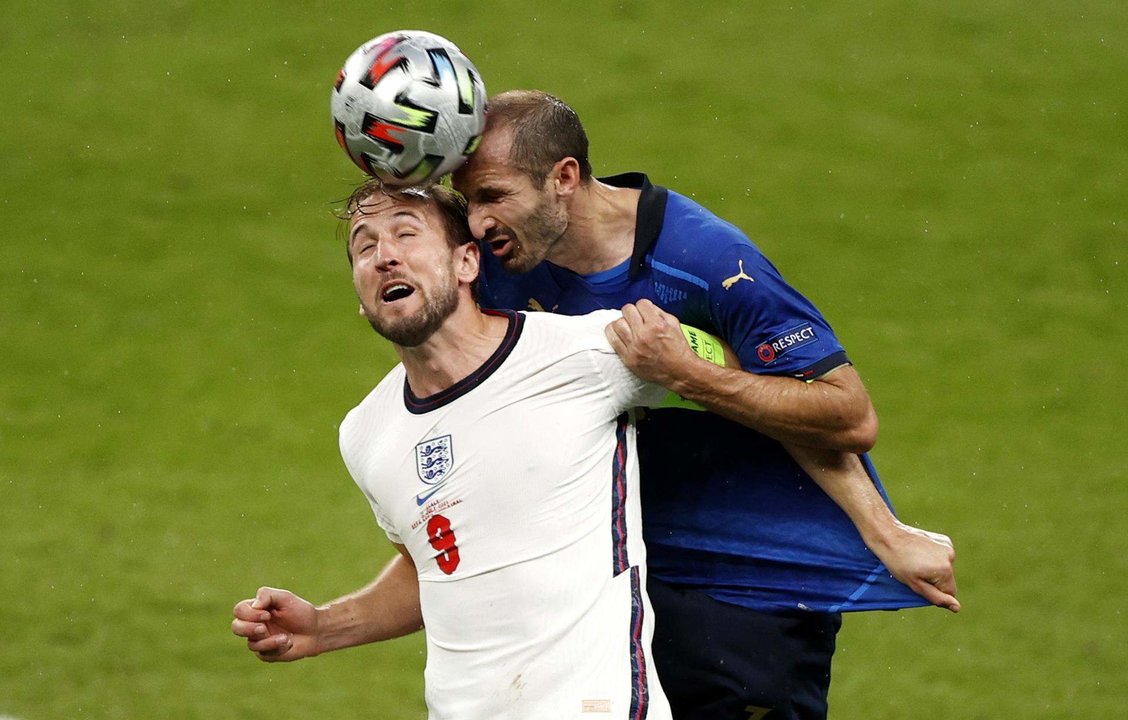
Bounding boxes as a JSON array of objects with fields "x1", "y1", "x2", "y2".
[{"x1": 477, "y1": 172, "x2": 927, "y2": 613}]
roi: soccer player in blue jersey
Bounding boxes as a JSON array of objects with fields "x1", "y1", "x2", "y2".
[{"x1": 451, "y1": 90, "x2": 960, "y2": 720}]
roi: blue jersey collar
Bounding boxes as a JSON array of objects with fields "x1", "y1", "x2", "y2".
[{"x1": 598, "y1": 172, "x2": 668, "y2": 280}]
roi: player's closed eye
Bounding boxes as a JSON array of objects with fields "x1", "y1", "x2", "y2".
[{"x1": 474, "y1": 189, "x2": 503, "y2": 204}]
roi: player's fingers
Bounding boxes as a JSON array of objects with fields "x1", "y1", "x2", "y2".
[
  {"x1": 937, "y1": 571, "x2": 959, "y2": 604},
  {"x1": 252, "y1": 586, "x2": 288, "y2": 611},
  {"x1": 634, "y1": 298, "x2": 657, "y2": 317},
  {"x1": 249, "y1": 634, "x2": 289, "y2": 653},
  {"x1": 634, "y1": 299, "x2": 672, "y2": 326},
  {"x1": 605, "y1": 319, "x2": 630, "y2": 346},
  {"x1": 231, "y1": 617, "x2": 270, "y2": 639},
  {"x1": 605, "y1": 323, "x2": 640, "y2": 367},
  {"x1": 233, "y1": 599, "x2": 271, "y2": 623},
  {"x1": 913, "y1": 577, "x2": 961, "y2": 613},
  {"x1": 619, "y1": 302, "x2": 645, "y2": 328},
  {"x1": 247, "y1": 633, "x2": 291, "y2": 656}
]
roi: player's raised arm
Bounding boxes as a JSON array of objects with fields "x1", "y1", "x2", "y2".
[
  {"x1": 232, "y1": 545, "x2": 423, "y2": 663},
  {"x1": 607, "y1": 301, "x2": 960, "y2": 610},
  {"x1": 607, "y1": 299, "x2": 876, "y2": 451}
]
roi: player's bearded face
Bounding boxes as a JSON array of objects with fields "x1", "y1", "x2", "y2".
[
  {"x1": 349, "y1": 195, "x2": 465, "y2": 348},
  {"x1": 495, "y1": 186, "x2": 567, "y2": 274},
  {"x1": 365, "y1": 262, "x2": 460, "y2": 347}
]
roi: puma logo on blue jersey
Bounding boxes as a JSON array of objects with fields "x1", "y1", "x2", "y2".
[{"x1": 722, "y1": 260, "x2": 755, "y2": 289}]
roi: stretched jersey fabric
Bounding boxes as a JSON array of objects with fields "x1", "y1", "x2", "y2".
[
  {"x1": 339, "y1": 310, "x2": 672, "y2": 720},
  {"x1": 477, "y1": 173, "x2": 929, "y2": 614}
]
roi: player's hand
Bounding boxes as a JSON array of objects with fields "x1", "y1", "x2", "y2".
[
  {"x1": 605, "y1": 300, "x2": 702, "y2": 387},
  {"x1": 871, "y1": 521, "x2": 961, "y2": 613},
  {"x1": 231, "y1": 587, "x2": 321, "y2": 661}
]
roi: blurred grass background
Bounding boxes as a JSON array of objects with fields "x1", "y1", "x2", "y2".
[{"x1": 1, "y1": 1, "x2": 1124, "y2": 717}]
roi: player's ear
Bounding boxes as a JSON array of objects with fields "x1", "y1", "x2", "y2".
[
  {"x1": 454, "y1": 240, "x2": 480, "y2": 286},
  {"x1": 551, "y1": 157, "x2": 581, "y2": 198}
]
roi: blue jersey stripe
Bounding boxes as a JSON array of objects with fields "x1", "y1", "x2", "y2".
[
  {"x1": 647, "y1": 258, "x2": 710, "y2": 290},
  {"x1": 827, "y1": 563, "x2": 888, "y2": 613}
]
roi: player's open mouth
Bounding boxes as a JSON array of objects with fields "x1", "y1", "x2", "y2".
[
  {"x1": 487, "y1": 235, "x2": 514, "y2": 258},
  {"x1": 380, "y1": 282, "x2": 415, "y2": 303}
]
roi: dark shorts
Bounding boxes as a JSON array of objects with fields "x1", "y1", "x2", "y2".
[{"x1": 647, "y1": 576, "x2": 842, "y2": 720}]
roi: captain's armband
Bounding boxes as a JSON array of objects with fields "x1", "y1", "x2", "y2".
[
  {"x1": 680, "y1": 324, "x2": 727, "y2": 368},
  {"x1": 657, "y1": 324, "x2": 728, "y2": 411}
]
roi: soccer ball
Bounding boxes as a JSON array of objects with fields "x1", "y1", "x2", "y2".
[{"x1": 331, "y1": 31, "x2": 487, "y2": 185}]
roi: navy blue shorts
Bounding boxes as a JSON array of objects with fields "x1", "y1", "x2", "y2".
[{"x1": 647, "y1": 576, "x2": 841, "y2": 720}]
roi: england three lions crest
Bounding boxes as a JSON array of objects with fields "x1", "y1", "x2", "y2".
[{"x1": 415, "y1": 435, "x2": 453, "y2": 502}]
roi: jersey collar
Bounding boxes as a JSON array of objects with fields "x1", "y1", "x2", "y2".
[
  {"x1": 598, "y1": 172, "x2": 669, "y2": 280},
  {"x1": 402, "y1": 309, "x2": 525, "y2": 414}
]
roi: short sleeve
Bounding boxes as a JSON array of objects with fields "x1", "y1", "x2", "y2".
[
  {"x1": 577, "y1": 310, "x2": 668, "y2": 410},
  {"x1": 705, "y1": 242, "x2": 849, "y2": 380},
  {"x1": 339, "y1": 409, "x2": 403, "y2": 545},
  {"x1": 369, "y1": 497, "x2": 403, "y2": 545}
]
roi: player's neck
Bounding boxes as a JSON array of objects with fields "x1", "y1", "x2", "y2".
[
  {"x1": 547, "y1": 180, "x2": 639, "y2": 275},
  {"x1": 396, "y1": 304, "x2": 510, "y2": 398}
]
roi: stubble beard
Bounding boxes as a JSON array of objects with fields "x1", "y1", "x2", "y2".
[
  {"x1": 367, "y1": 271, "x2": 460, "y2": 348},
  {"x1": 499, "y1": 194, "x2": 568, "y2": 274}
]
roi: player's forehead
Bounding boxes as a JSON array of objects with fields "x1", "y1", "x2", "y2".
[
  {"x1": 349, "y1": 193, "x2": 436, "y2": 238},
  {"x1": 453, "y1": 128, "x2": 529, "y2": 194}
]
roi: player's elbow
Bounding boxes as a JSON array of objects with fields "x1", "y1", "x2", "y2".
[
  {"x1": 819, "y1": 366, "x2": 878, "y2": 453},
  {"x1": 841, "y1": 404, "x2": 878, "y2": 454},
  {"x1": 799, "y1": 404, "x2": 876, "y2": 453}
]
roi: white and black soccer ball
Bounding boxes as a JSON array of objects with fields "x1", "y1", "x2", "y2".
[{"x1": 331, "y1": 30, "x2": 486, "y2": 185}]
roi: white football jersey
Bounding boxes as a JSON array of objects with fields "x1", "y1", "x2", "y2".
[{"x1": 339, "y1": 309, "x2": 671, "y2": 720}]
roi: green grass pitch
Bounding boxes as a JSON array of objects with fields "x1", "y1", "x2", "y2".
[{"x1": 1, "y1": 1, "x2": 1124, "y2": 717}]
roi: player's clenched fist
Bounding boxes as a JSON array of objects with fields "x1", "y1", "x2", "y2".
[
  {"x1": 231, "y1": 587, "x2": 320, "y2": 662},
  {"x1": 605, "y1": 300, "x2": 701, "y2": 388},
  {"x1": 871, "y1": 522, "x2": 961, "y2": 614}
]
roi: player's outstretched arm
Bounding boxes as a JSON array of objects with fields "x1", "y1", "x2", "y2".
[
  {"x1": 784, "y1": 443, "x2": 960, "y2": 613},
  {"x1": 231, "y1": 546, "x2": 423, "y2": 662},
  {"x1": 605, "y1": 299, "x2": 877, "y2": 452}
]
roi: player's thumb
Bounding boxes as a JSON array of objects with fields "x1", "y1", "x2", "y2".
[
  {"x1": 916, "y1": 580, "x2": 961, "y2": 614},
  {"x1": 251, "y1": 586, "x2": 286, "y2": 611}
]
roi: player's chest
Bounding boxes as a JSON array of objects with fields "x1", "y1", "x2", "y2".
[
  {"x1": 361, "y1": 385, "x2": 613, "y2": 521},
  {"x1": 365, "y1": 405, "x2": 615, "y2": 576}
]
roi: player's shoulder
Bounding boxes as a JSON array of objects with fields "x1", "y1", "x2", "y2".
[
  {"x1": 663, "y1": 190, "x2": 751, "y2": 245},
  {"x1": 340, "y1": 364, "x2": 406, "y2": 438},
  {"x1": 521, "y1": 308, "x2": 620, "y2": 338},
  {"x1": 641, "y1": 190, "x2": 780, "y2": 306},
  {"x1": 656, "y1": 190, "x2": 770, "y2": 271},
  {"x1": 517, "y1": 309, "x2": 621, "y2": 358}
]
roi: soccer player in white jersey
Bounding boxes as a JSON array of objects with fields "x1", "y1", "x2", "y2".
[{"x1": 232, "y1": 180, "x2": 689, "y2": 719}]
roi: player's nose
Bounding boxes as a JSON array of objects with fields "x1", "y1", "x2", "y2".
[
  {"x1": 465, "y1": 203, "x2": 493, "y2": 240},
  {"x1": 372, "y1": 242, "x2": 400, "y2": 271}
]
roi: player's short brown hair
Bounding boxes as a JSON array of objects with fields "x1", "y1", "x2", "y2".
[
  {"x1": 485, "y1": 90, "x2": 593, "y2": 186},
  {"x1": 341, "y1": 179, "x2": 475, "y2": 260}
]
